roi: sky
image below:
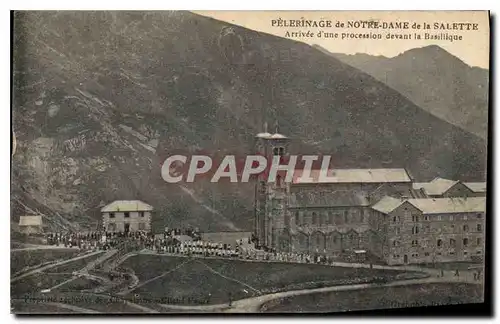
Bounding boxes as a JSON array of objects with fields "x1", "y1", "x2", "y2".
[{"x1": 195, "y1": 11, "x2": 490, "y2": 69}]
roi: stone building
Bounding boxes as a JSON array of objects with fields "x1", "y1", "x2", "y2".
[
  {"x1": 253, "y1": 130, "x2": 487, "y2": 264},
  {"x1": 253, "y1": 130, "x2": 412, "y2": 255},
  {"x1": 101, "y1": 200, "x2": 153, "y2": 232},
  {"x1": 371, "y1": 196, "x2": 486, "y2": 265}
]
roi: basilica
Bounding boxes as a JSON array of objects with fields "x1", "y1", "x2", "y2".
[{"x1": 253, "y1": 131, "x2": 486, "y2": 265}]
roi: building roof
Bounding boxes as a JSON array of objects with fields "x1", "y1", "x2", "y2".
[
  {"x1": 464, "y1": 182, "x2": 487, "y2": 193},
  {"x1": 19, "y1": 215, "x2": 43, "y2": 226},
  {"x1": 371, "y1": 196, "x2": 404, "y2": 214},
  {"x1": 410, "y1": 197, "x2": 486, "y2": 214},
  {"x1": 255, "y1": 132, "x2": 272, "y2": 139},
  {"x1": 412, "y1": 177, "x2": 460, "y2": 196},
  {"x1": 100, "y1": 200, "x2": 153, "y2": 213},
  {"x1": 290, "y1": 190, "x2": 370, "y2": 208},
  {"x1": 292, "y1": 168, "x2": 411, "y2": 184},
  {"x1": 371, "y1": 196, "x2": 486, "y2": 215},
  {"x1": 269, "y1": 133, "x2": 287, "y2": 139}
]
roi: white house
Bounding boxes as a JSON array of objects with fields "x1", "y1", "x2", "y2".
[{"x1": 100, "y1": 200, "x2": 153, "y2": 233}]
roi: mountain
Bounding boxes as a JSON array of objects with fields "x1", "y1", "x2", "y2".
[
  {"x1": 11, "y1": 12, "x2": 487, "y2": 232},
  {"x1": 321, "y1": 45, "x2": 489, "y2": 139}
]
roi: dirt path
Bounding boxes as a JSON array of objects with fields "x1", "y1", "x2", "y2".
[{"x1": 155, "y1": 266, "x2": 479, "y2": 313}]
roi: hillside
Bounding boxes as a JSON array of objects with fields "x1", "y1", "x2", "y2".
[
  {"x1": 11, "y1": 12, "x2": 487, "y2": 231},
  {"x1": 324, "y1": 45, "x2": 489, "y2": 139}
]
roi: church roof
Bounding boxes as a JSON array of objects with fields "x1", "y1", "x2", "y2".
[{"x1": 292, "y1": 168, "x2": 411, "y2": 184}]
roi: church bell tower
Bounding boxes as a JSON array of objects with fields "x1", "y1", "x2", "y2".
[{"x1": 253, "y1": 122, "x2": 291, "y2": 251}]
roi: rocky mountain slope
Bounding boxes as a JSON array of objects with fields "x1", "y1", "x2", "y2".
[
  {"x1": 11, "y1": 12, "x2": 487, "y2": 231},
  {"x1": 324, "y1": 45, "x2": 489, "y2": 139}
]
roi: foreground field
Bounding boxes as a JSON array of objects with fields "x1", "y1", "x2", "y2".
[
  {"x1": 11, "y1": 251, "x2": 105, "y2": 297},
  {"x1": 261, "y1": 283, "x2": 484, "y2": 313},
  {"x1": 11, "y1": 248, "x2": 81, "y2": 274},
  {"x1": 119, "y1": 254, "x2": 423, "y2": 305}
]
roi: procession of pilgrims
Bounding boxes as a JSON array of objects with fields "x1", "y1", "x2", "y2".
[{"x1": 43, "y1": 228, "x2": 337, "y2": 265}]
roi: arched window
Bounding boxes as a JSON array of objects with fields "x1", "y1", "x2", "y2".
[
  {"x1": 312, "y1": 212, "x2": 318, "y2": 225},
  {"x1": 437, "y1": 239, "x2": 443, "y2": 247},
  {"x1": 463, "y1": 225, "x2": 469, "y2": 232},
  {"x1": 463, "y1": 238, "x2": 469, "y2": 246}
]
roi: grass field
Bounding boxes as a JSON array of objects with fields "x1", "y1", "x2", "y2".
[
  {"x1": 11, "y1": 273, "x2": 71, "y2": 296},
  {"x1": 48, "y1": 251, "x2": 104, "y2": 273},
  {"x1": 11, "y1": 248, "x2": 81, "y2": 274},
  {"x1": 11, "y1": 250, "x2": 105, "y2": 297},
  {"x1": 262, "y1": 283, "x2": 484, "y2": 313},
  {"x1": 119, "y1": 254, "x2": 421, "y2": 305}
]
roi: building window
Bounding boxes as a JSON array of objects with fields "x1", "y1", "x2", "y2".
[
  {"x1": 437, "y1": 239, "x2": 443, "y2": 247},
  {"x1": 393, "y1": 216, "x2": 397, "y2": 223},
  {"x1": 463, "y1": 238, "x2": 469, "y2": 247},
  {"x1": 424, "y1": 252, "x2": 430, "y2": 256},
  {"x1": 124, "y1": 212, "x2": 130, "y2": 218},
  {"x1": 412, "y1": 240, "x2": 418, "y2": 247},
  {"x1": 449, "y1": 251, "x2": 455, "y2": 255},
  {"x1": 463, "y1": 225, "x2": 469, "y2": 232},
  {"x1": 477, "y1": 213, "x2": 483, "y2": 219},
  {"x1": 477, "y1": 224, "x2": 482, "y2": 231},
  {"x1": 412, "y1": 215, "x2": 419, "y2": 222},
  {"x1": 344, "y1": 211, "x2": 348, "y2": 223},
  {"x1": 437, "y1": 215, "x2": 442, "y2": 221},
  {"x1": 477, "y1": 250, "x2": 482, "y2": 255},
  {"x1": 477, "y1": 238, "x2": 482, "y2": 245},
  {"x1": 424, "y1": 216, "x2": 429, "y2": 221},
  {"x1": 464, "y1": 251, "x2": 468, "y2": 256},
  {"x1": 463, "y1": 215, "x2": 468, "y2": 220},
  {"x1": 393, "y1": 240, "x2": 399, "y2": 247},
  {"x1": 395, "y1": 227, "x2": 400, "y2": 235},
  {"x1": 450, "y1": 239, "x2": 456, "y2": 247},
  {"x1": 109, "y1": 213, "x2": 115, "y2": 219},
  {"x1": 140, "y1": 212, "x2": 145, "y2": 217},
  {"x1": 449, "y1": 215, "x2": 454, "y2": 221},
  {"x1": 329, "y1": 213, "x2": 334, "y2": 224}
]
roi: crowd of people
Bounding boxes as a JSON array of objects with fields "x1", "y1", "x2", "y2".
[{"x1": 44, "y1": 228, "x2": 358, "y2": 266}]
